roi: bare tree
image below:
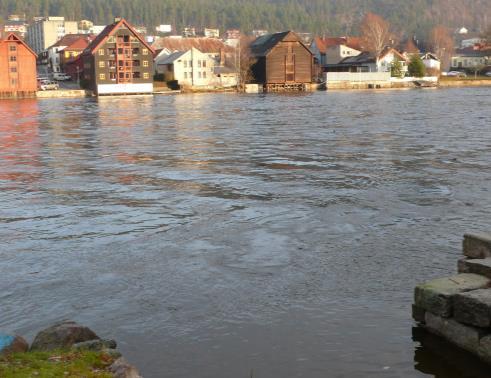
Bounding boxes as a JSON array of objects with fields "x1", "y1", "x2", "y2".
[
  {"x1": 429, "y1": 26, "x2": 454, "y2": 71},
  {"x1": 482, "y1": 24, "x2": 491, "y2": 44},
  {"x1": 360, "y1": 12, "x2": 391, "y2": 59},
  {"x1": 226, "y1": 36, "x2": 256, "y2": 90}
]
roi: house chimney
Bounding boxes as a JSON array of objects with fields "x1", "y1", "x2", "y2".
[
  {"x1": 114, "y1": 17, "x2": 122, "y2": 23},
  {"x1": 219, "y1": 48, "x2": 225, "y2": 66}
]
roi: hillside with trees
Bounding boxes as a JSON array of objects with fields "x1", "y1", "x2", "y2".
[{"x1": 0, "y1": 0, "x2": 489, "y2": 39}]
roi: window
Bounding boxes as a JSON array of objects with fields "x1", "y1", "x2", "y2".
[
  {"x1": 9, "y1": 45, "x2": 16, "y2": 52},
  {"x1": 99, "y1": 73, "x2": 105, "y2": 80},
  {"x1": 132, "y1": 48, "x2": 140, "y2": 55},
  {"x1": 119, "y1": 72, "x2": 125, "y2": 79},
  {"x1": 98, "y1": 49, "x2": 104, "y2": 56},
  {"x1": 184, "y1": 61, "x2": 187, "y2": 68},
  {"x1": 125, "y1": 72, "x2": 131, "y2": 79},
  {"x1": 108, "y1": 48, "x2": 116, "y2": 55},
  {"x1": 109, "y1": 60, "x2": 116, "y2": 68},
  {"x1": 10, "y1": 67, "x2": 17, "y2": 73},
  {"x1": 9, "y1": 56, "x2": 17, "y2": 62},
  {"x1": 184, "y1": 72, "x2": 188, "y2": 78},
  {"x1": 132, "y1": 60, "x2": 140, "y2": 67},
  {"x1": 110, "y1": 72, "x2": 116, "y2": 80},
  {"x1": 202, "y1": 60, "x2": 206, "y2": 68},
  {"x1": 198, "y1": 71, "x2": 202, "y2": 78},
  {"x1": 118, "y1": 48, "x2": 123, "y2": 54},
  {"x1": 133, "y1": 72, "x2": 141, "y2": 79},
  {"x1": 108, "y1": 36, "x2": 115, "y2": 43},
  {"x1": 143, "y1": 61, "x2": 148, "y2": 67},
  {"x1": 198, "y1": 60, "x2": 201, "y2": 68},
  {"x1": 143, "y1": 72, "x2": 149, "y2": 79},
  {"x1": 10, "y1": 78, "x2": 17, "y2": 86},
  {"x1": 142, "y1": 48, "x2": 148, "y2": 55},
  {"x1": 189, "y1": 60, "x2": 192, "y2": 67},
  {"x1": 99, "y1": 61, "x2": 105, "y2": 68},
  {"x1": 118, "y1": 60, "x2": 124, "y2": 67},
  {"x1": 203, "y1": 71, "x2": 206, "y2": 78}
]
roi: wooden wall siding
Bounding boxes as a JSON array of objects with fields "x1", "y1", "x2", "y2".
[
  {"x1": 265, "y1": 41, "x2": 312, "y2": 84},
  {"x1": 0, "y1": 39, "x2": 37, "y2": 93}
]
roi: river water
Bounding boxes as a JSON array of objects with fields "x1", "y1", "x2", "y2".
[{"x1": 1, "y1": 88, "x2": 491, "y2": 377}]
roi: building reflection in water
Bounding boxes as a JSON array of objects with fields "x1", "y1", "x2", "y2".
[
  {"x1": 0, "y1": 99, "x2": 41, "y2": 185},
  {"x1": 412, "y1": 326, "x2": 490, "y2": 378}
]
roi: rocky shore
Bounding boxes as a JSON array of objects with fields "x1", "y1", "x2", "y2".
[
  {"x1": 0, "y1": 320, "x2": 142, "y2": 377},
  {"x1": 413, "y1": 233, "x2": 491, "y2": 364}
]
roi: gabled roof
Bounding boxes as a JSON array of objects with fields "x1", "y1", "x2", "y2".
[
  {"x1": 157, "y1": 50, "x2": 187, "y2": 65},
  {"x1": 250, "y1": 31, "x2": 313, "y2": 57},
  {"x1": 58, "y1": 35, "x2": 95, "y2": 52},
  {"x1": 1, "y1": 32, "x2": 37, "y2": 57},
  {"x1": 379, "y1": 47, "x2": 407, "y2": 61},
  {"x1": 250, "y1": 31, "x2": 290, "y2": 56},
  {"x1": 338, "y1": 51, "x2": 375, "y2": 65},
  {"x1": 51, "y1": 34, "x2": 91, "y2": 49},
  {"x1": 83, "y1": 18, "x2": 154, "y2": 56},
  {"x1": 420, "y1": 52, "x2": 439, "y2": 61},
  {"x1": 313, "y1": 36, "x2": 362, "y2": 54}
]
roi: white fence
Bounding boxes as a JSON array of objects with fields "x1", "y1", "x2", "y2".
[{"x1": 324, "y1": 72, "x2": 391, "y2": 82}]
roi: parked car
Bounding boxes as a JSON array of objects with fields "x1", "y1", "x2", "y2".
[
  {"x1": 38, "y1": 80, "x2": 59, "y2": 90},
  {"x1": 447, "y1": 71, "x2": 467, "y2": 77},
  {"x1": 485, "y1": 72, "x2": 491, "y2": 77},
  {"x1": 53, "y1": 73, "x2": 72, "y2": 81}
]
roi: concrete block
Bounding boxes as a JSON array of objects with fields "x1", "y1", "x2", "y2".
[
  {"x1": 412, "y1": 305, "x2": 426, "y2": 324},
  {"x1": 414, "y1": 274, "x2": 491, "y2": 317},
  {"x1": 454, "y1": 289, "x2": 491, "y2": 328},
  {"x1": 425, "y1": 312, "x2": 486, "y2": 353},
  {"x1": 463, "y1": 233, "x2": 491, "y2": 259},
  {"x1": 458, "y1": 258, "x2": 491, "y2": 279},
  {"x1": 478, "y1": 335, "x2": 491, "y2": 364}
]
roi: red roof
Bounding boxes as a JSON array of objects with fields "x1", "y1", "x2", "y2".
[
  {"x1": 1, "y1": 32, "x2": 37, "y2": 57},
  {"x1": 83, "y1": 18, "x2": 154, "y2": 56},
  {"x1": 314, "y1": 36, "x2": 362, "y2": 53},
  {"x1": 151, "y1": 37, "x2": 234, "y2": 54},
  {"x1": 60, "y1": 35, "x2": 95, "y2": 52}
]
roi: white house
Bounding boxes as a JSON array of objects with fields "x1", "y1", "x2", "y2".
[
  {"x1": 420, "y1": 53, "x2": 441, "y2": 71},
  {"x1": 156, "y1": 47, "x2": 236, "y2": 88},
  {"x1": 377, "y1": 48, "x2": 408, "y2": 73},
  {"x1": 311, "y1": 37, "x2": 362, "y2": 66}
]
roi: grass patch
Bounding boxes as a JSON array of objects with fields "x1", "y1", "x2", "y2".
[{"x1": 0, "y1": 349, "x2": 116, "y2": 378}]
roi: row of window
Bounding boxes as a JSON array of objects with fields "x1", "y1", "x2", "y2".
[
  {"x1": 99, "y1": 72, "x2": 150, "y2": 80},
  {"x1": 183, "y1": 60, "x2": 208, "y2": 68},
  {"x1": 99, "y1": 60, "x2": 149, "y2": 68},
  {"x1": 99, "y1": 47, "x2": 148, "y2": 56},
  {"x1": 183, "y1": 71, "x2": 207, "y2": 79}
]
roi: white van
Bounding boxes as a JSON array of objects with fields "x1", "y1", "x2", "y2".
[{"x1": 53, "y1": 73, "x2": 72, "y2": 81}]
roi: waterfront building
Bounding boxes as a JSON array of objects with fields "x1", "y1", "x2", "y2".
[
  {"x1": 47, "y1": 34, "x2": 94, "y2": 74},
  {"x1": 451, "y1": 48, "x2": 490, "y2": 70},
  {"x1": 80, "y1": 18, "x2": 154, "y2": 95},
  {"x1": 250, "y1": 31, "x2": 313, "y2": 91},
  {"x1": 26, "y1": 16, "x2": 78, "y2": 54},
  {"x1": 311, "y1": 37, "x2": 362, "y2": 66},
  {"x1": 0, "y1": 33, "x2": 37, "y2": 97}
]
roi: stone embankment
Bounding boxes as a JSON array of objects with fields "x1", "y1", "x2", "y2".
[
  {"x1": 0, "y1": 320, "x2": 142, "y2": 377},
  {"x1": 413, "y1": 233, "x2": 491, "y2": 363},
  {"x1": 438, "y1": 79, "x2": 491, "y2": 88}
]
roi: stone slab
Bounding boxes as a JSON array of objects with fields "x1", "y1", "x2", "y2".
[
  {"x1": 412, "y1": 305, "x2": 426, "y2": 324},
  {"x1": 458, "y1": 258, "x2": 491, "y2": 279},
  {"x1": 424, "y1": 312, "x2": 486, "y2": 353},
  {"x1": 463, "y1": 233, "x2": 491, "y2": 259},
  {"x1": 414, "y1": 274, "x2": 491, "y2": 317},
  {"x1": 454, "y1": 289, "x2": 491, "y2": 328}
]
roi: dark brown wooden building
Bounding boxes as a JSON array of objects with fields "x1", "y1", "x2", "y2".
[
  {"x1": 81, "y1": 18, "x2": 154, "y2": 95},
  {"x1": 250, "y1": 31, "x2": 313, "y2": 91},
  {"x1": 0, "y1": 33, "x2": 37, "y2": 98}
]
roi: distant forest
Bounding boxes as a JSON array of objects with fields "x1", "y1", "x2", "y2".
[{"x1": 0, "y1": 0, "x2": 489, "y2": 38}]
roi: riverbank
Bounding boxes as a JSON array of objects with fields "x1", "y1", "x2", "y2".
[{"x1": 438, "y1": 77, "x2": 491, "y2": 88}]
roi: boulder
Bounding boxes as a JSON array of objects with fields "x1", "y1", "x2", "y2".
[
  {"x1": 454, "y1": 289, "x2": 491, "y2": 328},
  {"x1": 72, "y1": 339, "x2": 117, "y2": 352},
  {"x1": 463, "y1": 233, "x2": 491, "y2": 259},
  {"x1": 0, "y1": 334, "x2": 28, "y2": 355},
  {"x1": 414, "y1": 273, "x2": 491, "y2": 317},
  {"x1": 30, "y1": 320, "x2": 99, "y2": 351},
  {"x1": 412, "y1": 305, "x2": 426, "y2": 324},
  {"x1": 458, "y1": 258, "x2": 491, "y2": 279},
  {"x1": 424, "y1": 312, "x2": 486, "y2": 353},
  {"x1": 110, "y1": 357, "x2": 142, "y2": 378},
  {"x1": 478, "y1": 335, "x2": 491, "y2": 364}
]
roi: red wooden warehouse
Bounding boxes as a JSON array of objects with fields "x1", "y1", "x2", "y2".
[{"x1": 0, "y1": 33, "x2": 37, "y2": 97}]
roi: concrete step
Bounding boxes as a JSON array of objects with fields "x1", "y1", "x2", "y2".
[
  {"x1": 463, "y1": 233, "x2": 491, "y2": 259},
  {"x1": 458, "y1": 257, "x2": 491, "y2": 278},
  {"x1": 414, "y1": 273, "x2": 491, "y2": 317},
  {"x1": 454, "y1": 289, "x2": 491, "y2": 328}
]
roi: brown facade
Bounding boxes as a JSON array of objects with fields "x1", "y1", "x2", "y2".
[
  {"x1": 251, "y1": 31, "x2": 313, "y2": 90},
  {"x1": 81, "y1": 19, "x2": 154, "y2": 94},
  {"x1": 0, "y1": 33, "x2": 37, "y2": 97}
]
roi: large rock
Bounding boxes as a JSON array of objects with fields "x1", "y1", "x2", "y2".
[
  {"x1": 110, "y1": 357, "x2": 143, "y2": 378},
  {"x1": 30, "y1": 320, "x2": 99, "y2": 351},
  {"x1": 0, "y1": 334, "x2": 28, "y2": 355},
  {"x1": 463, "y1": 233, "x2": 491, "y2": 259},
  {"x1": 412, "y1": 305, "x2": 426, "y2": 324},
  {"x1": 458, "y1": 258, "x2": 491, "y2": 279},
  {"x1": 414, "y1": 273, "x2": 491, "y2": 317},
  {"x1": 454, "y1": 289, "x2": 491, "y2": 328},
  {"x1": 424, "y1": 312, "x2": 486, "y2": 353},
  {"x1": 478, "y1": 335, "x2": 491, "y2": 364}
]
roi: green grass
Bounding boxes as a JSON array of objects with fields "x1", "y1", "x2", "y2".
[{"x1": 0, "y1": 350, "x2": 116, "y2": 378}]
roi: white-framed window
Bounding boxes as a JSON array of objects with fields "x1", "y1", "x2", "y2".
[
  {"x1": 143, "y1": 72, "x2": 149, "y2": 79},
  {"x1": 99, "y1": 61, "x2": 105, "y2": 68},
  {"x1": 142, "y1": 48, "x2": 148, "y2": 55},
  {"x1": 99, "y1": 73, "x2": 105, "y2": 80},
  {"x1": 143, "y1": 60, "x2": 148, "y2": 67},
  {"x1": 184, "y1": 72, "x2": 188, "y2": 78},
  {"x1": 98, "y1": 49, "x2": 104, "y2": 56}
]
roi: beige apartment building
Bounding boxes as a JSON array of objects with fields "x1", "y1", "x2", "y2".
[{"x1": 27, "y1": 17, "x2": 78, "y2": 54}]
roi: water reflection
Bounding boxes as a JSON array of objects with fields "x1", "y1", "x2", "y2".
[{"x1": 413, "y1": 327, "x2": 490, "y2": 378}]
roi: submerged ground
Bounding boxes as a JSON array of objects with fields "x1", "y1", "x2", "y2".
[{"x1": 1, "y1": 88, "x2": 491, "y2": 377}]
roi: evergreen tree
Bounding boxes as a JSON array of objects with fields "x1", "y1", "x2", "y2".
[
  {"x1": 390, "y1": 59, "x2": 404, "y2": 78},
  {"x1": 408, "y1": 55, "x2": 426, "y2": 77}
]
